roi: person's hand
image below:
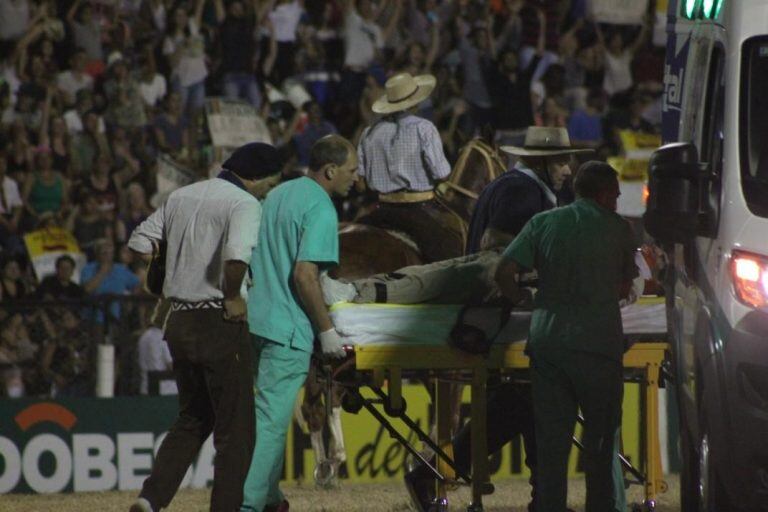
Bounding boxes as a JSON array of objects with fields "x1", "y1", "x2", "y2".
[
  {"x1": 319, "y1": 328, "x2": 347, "y2": 359},
  {"x1": 223, "y1": 296, "x2": 247, "y2": 322}
]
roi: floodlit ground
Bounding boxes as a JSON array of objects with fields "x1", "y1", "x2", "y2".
[{"x1": 4, "y1": 475, "x2": 680, "y2": 511}]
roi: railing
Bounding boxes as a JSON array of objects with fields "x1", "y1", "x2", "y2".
[{"x1": 1, "y1": 295, "x2": 160, "y2": 399}]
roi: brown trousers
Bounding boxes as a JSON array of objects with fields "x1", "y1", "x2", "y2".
[{"x1": 139, "y1": 309, "x2": 255, "y2": 512}]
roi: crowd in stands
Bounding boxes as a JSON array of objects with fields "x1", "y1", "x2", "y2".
[{"x1": 0, "y1": 0, "x2": 665, "y2": 399}]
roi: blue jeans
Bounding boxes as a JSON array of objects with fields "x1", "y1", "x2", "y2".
[
  {"x1": 174, "y1": 79, "x2": 206, "y2": 120},
  {"x1": 223, "y1": 73, "x2": 262, "y2": 108}
]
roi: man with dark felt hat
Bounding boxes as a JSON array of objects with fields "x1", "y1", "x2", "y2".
[{"x1": 127, "y1": 141, "x2": 282, "y2": 512}]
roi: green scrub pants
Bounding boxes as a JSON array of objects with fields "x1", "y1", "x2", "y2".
[
  {"x1": 530, "y1": 349, "x2": 624, "y2": 512},
  {"x1": 241, "y1": 336, "x2": 311, "y2": 512}
]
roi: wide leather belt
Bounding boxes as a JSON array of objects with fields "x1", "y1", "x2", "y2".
[
  {"x1": 379, "y1": 191, "x2": 435, "y2": 203},
  {"x1": 170, "y1": 299, "x2": 223, "y2": 312}
]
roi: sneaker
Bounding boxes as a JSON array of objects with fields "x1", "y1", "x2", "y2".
[
  {"x1": 404, "y1": 463, "x2": 435, "y2": 512},
  {"x1": 264, "y1": 499, "x2": 289, "y2": 512},
  {"x1": 129, "y1": 497, "x2": 153, "y2": 512}
]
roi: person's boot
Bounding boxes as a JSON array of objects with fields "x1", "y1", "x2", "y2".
[{"x1": 403, "y1": 462, "x2": 436, "y2": 512}]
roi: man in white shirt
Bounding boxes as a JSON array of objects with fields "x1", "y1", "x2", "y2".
[
  {"x1": 56, "y1": 49, "x2": 94, "y2": 108},
  {"x1": 128, "y1": 142, "x2": 282, "y2": 512},
  {"x1": 0, "y1": 151, "x2": 24, "y2": 256},
  {"x1": 339, "y1": 0, "x2": 400, "y2": 103}
]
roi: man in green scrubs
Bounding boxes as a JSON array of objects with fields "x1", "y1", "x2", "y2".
[
  {"x1": 241, "y1": 135, "x2": 359, "y2": 512},
  {"x1": 495, "y1": 161, "x2": 638, "y2": 512}
]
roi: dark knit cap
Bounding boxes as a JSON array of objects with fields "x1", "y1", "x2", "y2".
[{"x1": 222, "y1": 142, "x2": 281, "y2": 180}]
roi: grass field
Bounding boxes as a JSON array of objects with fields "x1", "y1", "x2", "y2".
[{"x1": 4, "y1": 475, "x2": 680, "y2": 511}]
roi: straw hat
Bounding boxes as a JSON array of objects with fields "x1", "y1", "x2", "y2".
[
  {"x1": 372, "y1": 73, "x2": 436, "y2": 114},
  {"x1": 501, "y1": 126, "x2": 594, "y2": 157}
]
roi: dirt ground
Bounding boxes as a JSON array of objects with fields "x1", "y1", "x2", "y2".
[{"x1": 4, "y1": 475, "x2": 680, "y2": 512}]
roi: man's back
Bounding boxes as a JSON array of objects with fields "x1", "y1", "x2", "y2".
[
  {"x1": 132, "y1": 178, "x2": 260, "y2": 302},
  {"x1": 505, "y1": 198, "x2": 636, "y2": 359}
]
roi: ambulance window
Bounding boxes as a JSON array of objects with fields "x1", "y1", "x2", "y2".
[{"x1": 741, "y1": 37, "x2": 768, "y2": 216}]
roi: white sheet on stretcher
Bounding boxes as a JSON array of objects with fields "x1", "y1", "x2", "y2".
[{"x1": 329, "y1": 300, "x2": 667, "y2": 346}]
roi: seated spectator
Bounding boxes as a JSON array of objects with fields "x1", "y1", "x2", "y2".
[
  {"x1": 63, "y1": 88, "x2": 105, "y2": 134},
  {"x1": 5, "y1": 119, "x2": 34, "y2": 184},
  {"x1": 137, "y1": 299, "x2": 174, "y2": 395},
  {"x1": 117, "y1": 182, "x2": 152, "y2": 242},
  {"x1": 67, "y1": 193, "x2": 112, "y2": 260},
  {"x1": 153, "y1": 92, "x2": 189, "y2": 158},
  {"x1": 137, "y1": 54, "x2": 167, "y2": 118},
  {"x1": 35, "y1": 254, "x2": 85, "y2": 300},
  {"x1": 40, "y1": 309, "x2": 93, "y2": 397},
  {"x1": 0, "y1": 312, "x2": 38, "y2": 398},
  {"x1": 56, "y1": 48, "x2": 94, "y2": 108},
  {"x1": 595, "y1": 17, "x2": 651, "y2": 98},
  {"x1": 22, "y1": 147, "x2": 70, "y2": 225},
  {"x1": 0, "y1": 256, "x2": 28, "y2": 305},
  {"x1": 71, "y1": 109, "x2": 110, "y2": 178},
  {"x1": 79, "y1": 151, "x2": 119, "y2": 216},
  {"x1": 567, "y1": 87, "x2": 606, "y2": 148},
  {"x1": 104, "y1": 53, "x2": 147, "y2": 132},
  {"x1": 0, "y1": 151, "x2": 25, "y2": 256},
  {"x1": 80, "y1": 238, "x2": 140, "y2": 322},
  {"x1": 292, "y1": 101, "x2": 337, "y2": 168}
]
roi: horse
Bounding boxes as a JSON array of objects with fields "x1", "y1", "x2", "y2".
[{"x1": 300, "y1": 139, "x2": 507, "y2": 485}]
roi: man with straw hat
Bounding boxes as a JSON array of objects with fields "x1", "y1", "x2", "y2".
[{"x1": 357, "y1": 71, "x2": 463, "y2": 262}]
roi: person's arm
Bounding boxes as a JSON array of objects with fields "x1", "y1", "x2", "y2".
[
  {"x1": 213, "y1": 0, "x2": 226, "y2": 23},
  {"x1": 222, "y1": 261, "x2": 248, "y2": 321},
  {"x1": 420, "y1": 121, "x2": 452, "y2": 181},
  {"x1": 628, "y1": 13, "x2": 652, "y2": 55},
  {"x1": 37, "y1": 86, "x2": 54, "y2": 147},
  {"x1": 424, "y1": 20, "x2": 440, "y2": 70},
  {"x1": 221, "y1": 199, "x2": 261, "y2": 320},
  {"x1": 83, "y1": 264, "x2": 111, "y2": 293},
  {"x1": 192, "y1": 0, "x2": 206, "y2": 30},
  {"x1": 256, "y1": 0, "x2": 275, "y2": 24},
  {"x1": 535, "y1": 6, "x2": 546, "y2": 56},
  {"x1": 261, "y1": 18, "x2": 278, "y2": 76},
  {"x1": 21, "y1": 175, "x2": 38, "y2": 218},
  {"x1": 380, "y1": 0, "x2": 402, "y2": 43},
  {"x1": 293, "y1": 260, "x2": 333, "y2": 333},
  {"x1": 67, "y1": 0, "x2": 82, "y2": 25},
  {"x1": 494, "y1": 257, "x2": 529, "y2": 304},
  {"x1": 480, "y1": 227, "x2": 514, "y2": 251},
  {"x1": 128, "y1": 202, "x2": 166, "y2": 259}
]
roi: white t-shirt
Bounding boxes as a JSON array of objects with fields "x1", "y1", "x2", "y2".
[
  {"x1": 0, "y1": 176, "x2": 22, "y2": 214},
  {"x1": 269, "y1": 0, "x2": 304, "y2": 43},
  {"x1": 137, "y1": 326, "x2": 175, "y2": 395},
  {"x1": 139, "y1": 73, "x2": 167, "y2": 107},
  {"x1": 56, "y1": 71, "x2": 94, "y2": 105},
  {"x1": 162, "y1": 20, "x2": 208, "y2": 87},
  {"x1": 0, "y1": 0, "x2": 30, "y2": 41},
  {"x1": 64, "y1": 109, "x2": 106, "y2": 134},
  {"x1": 603, "y1": 51, "x2": 633, "y2": 97},
  {"x1": 343, "y1": 10, "x2": 383, "y2": 69}
]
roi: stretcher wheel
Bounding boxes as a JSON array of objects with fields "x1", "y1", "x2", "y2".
[
  {"x1": 341, "y1": 390, "x2": 364, "y2": 414},
  {"x1": 466, "y1": 502, "x2": 484, "y2": 512},
  {"x1": 429, "y1": 497, "x2": 449, "y2": 512},
  {"x1": 631, "y1": 500, "x2": 656, "y2": 512},
  {"x1": 480, "y1": 482, "x2": 494, "y2": 495},
  {"x1": 383, "y1": 397, "x2": 407, "y2": 417}
]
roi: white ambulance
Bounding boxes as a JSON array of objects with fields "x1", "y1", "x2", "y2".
[{"x1": 645, "y1": 0, "x2": 768, "y2": 510}]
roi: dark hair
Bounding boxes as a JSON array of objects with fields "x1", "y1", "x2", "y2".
[
  {"x1": 574, "y1": 161, "x2": 618, "y2": 199},
  {"x1": 55, "y1": 255, "x2": 76, "y2": 269},
  {"x1": 309, "y1": 135, "x2": 350, "y2": 172}
]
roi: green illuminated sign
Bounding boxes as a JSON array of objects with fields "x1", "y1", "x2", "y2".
[{"x1": 682, "y1": 0, "x2": 724, "y2": 19}]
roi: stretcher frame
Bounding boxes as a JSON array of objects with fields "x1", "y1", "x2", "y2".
[{"x1": 351, "y1": 340, "x2": 669, "y2": 511}]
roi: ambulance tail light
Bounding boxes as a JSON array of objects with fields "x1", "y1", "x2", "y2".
[{"x1": 731, "y1": 250, "x2": 768, "y2": 308}]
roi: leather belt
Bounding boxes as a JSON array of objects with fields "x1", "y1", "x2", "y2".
[
  {"x1": 379, "y1": 190, "x2": 435, "y2": 203},
  {"x1": 170, "y1": 299, "x2": 223, "y2": 312}
]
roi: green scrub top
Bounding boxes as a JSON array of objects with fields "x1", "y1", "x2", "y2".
[
  {"x1": 247, "y1": 177, "x2": 339, "y2": 352},
  {"x1": 502, "y1": 198, "x2": 638, "y2": 361}
]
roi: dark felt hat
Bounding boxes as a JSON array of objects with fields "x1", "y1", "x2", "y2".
[{"x1": 222, "y1": 142, "x2": 281, "y2": 180}]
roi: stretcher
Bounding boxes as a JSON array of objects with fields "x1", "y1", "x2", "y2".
[{"x1": 328, "y1": 297, "x2": 670, "y2": 512}]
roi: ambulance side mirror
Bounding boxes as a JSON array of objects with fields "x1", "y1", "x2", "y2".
[{"x1": 643, "y1": 142, "x2": 710, "y2": 244}]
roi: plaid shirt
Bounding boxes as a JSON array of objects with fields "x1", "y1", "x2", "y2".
[{"x1": 357, "y1": 114, "x2": 451, "y2": 193}]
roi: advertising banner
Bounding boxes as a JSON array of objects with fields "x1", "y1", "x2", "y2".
[{"x1": 0, "y1": 385, "x2": 643, "y2": 493}]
